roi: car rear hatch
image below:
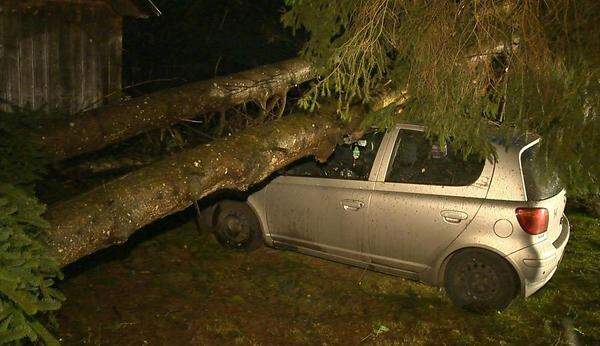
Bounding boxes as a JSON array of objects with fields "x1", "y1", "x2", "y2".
[{"x1": 519, "y1": 142, "x2": 567, "y2": 245}]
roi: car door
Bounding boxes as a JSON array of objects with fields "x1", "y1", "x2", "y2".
[
  {"x1": 266, "y1": 131, "x2": 387, "y2": 262},
  {"x1": 366, "y1": 125, "x2": 494, "y2": 273}
]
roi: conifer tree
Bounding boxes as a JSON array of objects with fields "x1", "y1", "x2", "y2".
[
  {"x1": 283, "y1": 0, "x2": 599, "y2": 194},
  {"x1": 0, "y1": 110, "x2": 64, "y2": 345}
]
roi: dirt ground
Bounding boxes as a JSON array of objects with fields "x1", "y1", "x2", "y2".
[{"x1": 54, "y1": 212, "x2": 600, "y2": 345}]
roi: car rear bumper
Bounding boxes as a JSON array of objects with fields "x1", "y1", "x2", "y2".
[{"x1": 507, "y1": 215, "x2": 570, "y2": 297}]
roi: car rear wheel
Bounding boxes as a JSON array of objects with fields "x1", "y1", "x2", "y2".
[
  {"x1": 444, "y1": 249, "x2": 519, "y2": 313},
  {"x1": 214, "y1": 200, "x2": 263, "y2": 250}
]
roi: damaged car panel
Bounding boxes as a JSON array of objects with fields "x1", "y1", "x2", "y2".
[{"x1": 265, "y1": 131, "x2": 386, "y2": 264}]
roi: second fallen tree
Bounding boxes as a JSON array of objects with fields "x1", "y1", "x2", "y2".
[{"x1": 35, "y1": 59, "x2": 315, "y2": 162}]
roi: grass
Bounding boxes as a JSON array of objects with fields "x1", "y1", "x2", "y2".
[{"x1": 55, "y1": 212, "x2": 600, "y2": 345}]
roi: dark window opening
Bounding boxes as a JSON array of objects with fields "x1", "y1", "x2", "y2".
[
  {"x1": 285, "y1": 131, "x2": 385, "y2": 181},
  {"x1": 386, "y1": 129, "x2": 484, "y2": 186}
]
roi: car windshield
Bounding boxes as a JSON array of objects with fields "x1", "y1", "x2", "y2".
[{"x1": 521, "y1": 144, "x2": 563, "y2": 201}]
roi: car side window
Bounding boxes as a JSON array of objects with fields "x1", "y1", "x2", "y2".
[
  {"x1": 286, "y1": 131, "x2": 385, "y2": 181},
  {"x1": 386, "y1": 129, "x2": 484, "y2": 186}
]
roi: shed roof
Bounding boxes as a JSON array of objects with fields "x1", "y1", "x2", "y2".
[
  {"x1": 108, "y1": 0, "x2": 161, "y2": 18},
  {"x1": 1, "y1": 0, "x2": 161, "y2": 18}
]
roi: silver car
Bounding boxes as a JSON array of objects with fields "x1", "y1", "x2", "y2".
[{"x1": 208, "y1": 124, "x2": 570, "y2": 312}]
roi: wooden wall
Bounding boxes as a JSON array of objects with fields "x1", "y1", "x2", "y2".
[{"x1": 0, "y1": 1, "x2": 123, "y2": 113}]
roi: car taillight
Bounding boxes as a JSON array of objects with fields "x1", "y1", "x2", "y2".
[{"x1": 515, "y1": 208, "x2": 549, "y2": 235}]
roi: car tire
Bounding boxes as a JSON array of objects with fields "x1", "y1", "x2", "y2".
[
  {"x1": 214, "y1": 200, "x2": 263, "y2": 251},
  {"x1": 444, "y1": 248, "x2": 519, "y2": 313}
]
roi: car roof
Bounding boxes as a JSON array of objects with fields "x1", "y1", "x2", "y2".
[{"x1": 393, "y1": 123, "x2": 539, "y2": 150}]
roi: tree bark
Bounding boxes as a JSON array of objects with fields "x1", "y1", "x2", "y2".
[
  {"x1": 44, "y1": 112, "x2": 348, "y2": 266},
  {"x1": 36, "y1": 59, "x2": 314, "y2": 161}
]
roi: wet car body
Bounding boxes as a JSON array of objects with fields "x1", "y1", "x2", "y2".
[{"x1": 221, "y1": 123, "x2": 570, "y2": 308}]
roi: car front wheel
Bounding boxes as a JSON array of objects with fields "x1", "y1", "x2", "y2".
[
  {"x1": 444, "y1": 249, "x2": 519, "y2": 313},
  {"x1": 214, "y1": 200, "x2": 263, "y2": 250}
]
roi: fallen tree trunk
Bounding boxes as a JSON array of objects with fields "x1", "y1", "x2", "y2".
[
  {"x1": 44, "y1": 112, "x2": 349, "y2": 266},
  {"x1": 36, "y1": 59, "x2": 314, "y2": 161}
]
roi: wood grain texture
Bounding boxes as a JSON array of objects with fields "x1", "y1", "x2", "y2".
[{"x1": 0, "y1": 2, "x2": 123, "y2": 113}]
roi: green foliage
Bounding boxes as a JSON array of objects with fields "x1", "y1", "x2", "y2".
[
  {"x1": 0, "y1": 109, "x2": 50, "y2": 188},
  {"x1": 0, "y1": 107, "x2": 64, "y2": 344},
  {"x1": 0, "y1": 184, "x2": 64, "y2": 345},
  {"x1": 283, "y1": 0, "x2": 389, "y2": 117},
  {"x1": 284, "y1": 0, "x2": 600, "y2": 195}
]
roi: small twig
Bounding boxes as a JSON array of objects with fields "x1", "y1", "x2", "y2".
[
  {"x1": 360, "y1": 333, "x2": 373, "y2": 343},
  {"x1": 179, "y1": 118, "x2": 204, "y2": 124},
  {"x1": 357, "y1": 264, "x2": 369, "y2": 286},
  {"x1": 75, "y1": 77, "x2": 185, "y2": 114},
  {"x1": 179, "y1": 122, "x2": 215, "y2": 140},
  {"x1": 214, "y1": 56, "x2": 223, "y2": 76}
]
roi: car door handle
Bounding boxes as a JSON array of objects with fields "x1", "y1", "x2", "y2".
[
  {"x1": 441, "y1": 210, "x2": 468, "y2": 224},
  {"x1": 341, "y1": 199, "x2": 365, "y2": 211}
]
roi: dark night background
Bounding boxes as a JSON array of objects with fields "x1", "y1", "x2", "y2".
[
  {"x1": 122, "y1": 0, "x2": 304, "y2": 94},
  {"x1": 2, "y1": 0, "x2": 597, "y2": 344}
]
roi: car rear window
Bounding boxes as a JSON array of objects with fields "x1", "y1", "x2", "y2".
[{"x1": 520, "y1": 144, "x2": 563, "y2": 201}]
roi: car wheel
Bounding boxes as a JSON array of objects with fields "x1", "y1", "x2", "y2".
[
  {"x1": 214, "y1": 200, "x2": 263, "y2": 250},
  {"x1": 444, "y1": 249, "x2": 519, "y2": 313}
]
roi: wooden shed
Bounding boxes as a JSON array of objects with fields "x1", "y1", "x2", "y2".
[{"x1": 0, "y1": 0, "x2": 161, "y2": 113}]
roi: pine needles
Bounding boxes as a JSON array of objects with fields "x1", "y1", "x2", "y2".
[
  {"x1": 0, "y1": 185, "x2": 64, "y2": 345},
  {"x1": 284, "y1": 0, "x2": 599, "y2": 194},
  {"x1": 0, "y1": 108, "x2": 64, "y2": 345}
]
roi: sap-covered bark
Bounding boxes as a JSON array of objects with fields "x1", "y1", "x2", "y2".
[{"x1": 44, "y1": 113, "x2": 346, "y2": 266}]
